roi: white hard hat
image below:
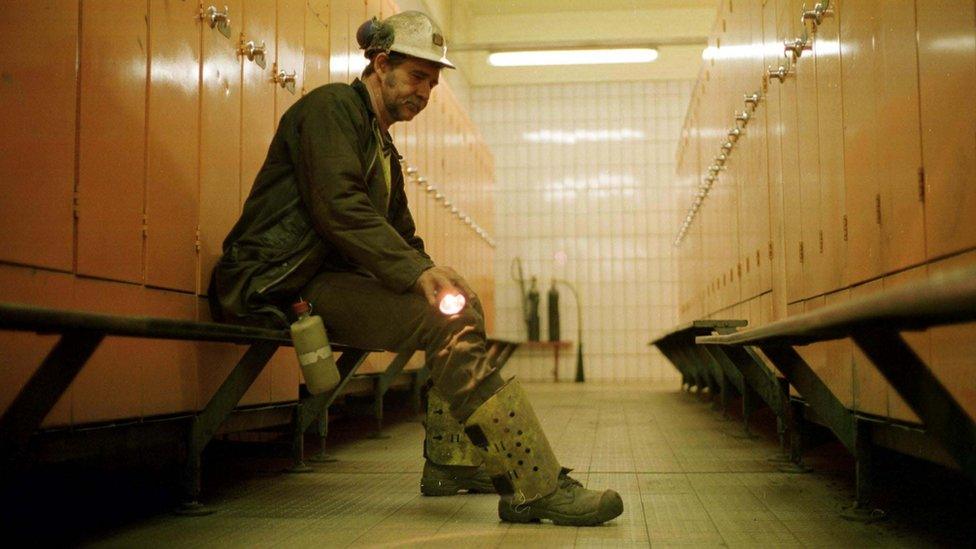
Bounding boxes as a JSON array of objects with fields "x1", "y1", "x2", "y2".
[{"x1": 357, "y1": 11, "x2": 455, "y2": 69}]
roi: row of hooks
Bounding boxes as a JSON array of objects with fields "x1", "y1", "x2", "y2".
[
  {"x1": 673, "y1": 0, "x2": 834, "y2": 247},
  {"x1": 404, "y1": 165, "x2": 498, "y2": 249}
]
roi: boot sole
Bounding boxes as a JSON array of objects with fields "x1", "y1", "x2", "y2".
[
  {"x1": 421, "y1": 479, "x2": 494, "y2": 497},
  {"x1": 498, "y1": 500, "x2": 623, "y2": 526}
]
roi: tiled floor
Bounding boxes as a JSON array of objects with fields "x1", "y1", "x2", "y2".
[{"x1": 75, "y1": 382, "x2": 970, "y2": 547}]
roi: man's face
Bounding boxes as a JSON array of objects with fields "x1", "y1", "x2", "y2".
[{"x1": 378, "y1": 55, "x2": 441, "y2": 122}]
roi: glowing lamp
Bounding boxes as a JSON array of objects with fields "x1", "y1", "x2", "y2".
[{"x1": 439, "y1": 293, "x2": 466, "y2": 315}]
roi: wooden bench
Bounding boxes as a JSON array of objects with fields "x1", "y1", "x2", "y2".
[
  {"x1": 0, "y1": 302, "x2": 373, "y2": 514},
  {"x1": 0, "y1": 303, "x2": 524, "y2": 513},
  {"x1": 695, "y1": 265, "x2": 976, "y2": 518}
]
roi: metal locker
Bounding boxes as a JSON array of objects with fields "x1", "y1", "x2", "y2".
[
  {"x1": 840, "y1": 0, "x2": 883, "y2": 286},
  {"x1": 0, "y1": 266, "x2": 75, "y2": 427},
  {"x1": 883, "y1": 266, "x2": 930, "y2": 423},
  {"x1": 822, "y1": 291, "x2": 854, "y2": 409},
  {"x1": 877, "y1": 0, "x2": 925, "y2": 275},
  {"x1": 70, "y1": 279, "x2": 149, "y2": 423},
  {"x1": 850, "y1": 278, "x2": 888, "y2": 416},
  {"x1": 146, "y1": 0, "x2": 201, "y2": 292},
  {"x1": 0, "y1": 2, "x2": 77, "y2": 272},
  {"x1": 240, "y1": 0, "x2": 277, "y2": 205},
  {"x1": 791, "y1": 0, "x2": 824, "y2": 300},
  {"x1": 916, "y1": 0, "x2": 976, "y2": 259},
  {"x1": 813, "y1": 0, "x2": 846, "y2": 295},
  {"x1": 275, "y1": 0, "x2": 305, "y2": 119},
  {"x1": 199, "y1": 0, "x2": 243, "y2": 296},
  {"x1": 329, "y1": 0, "x2": 351, "y2": 83},
  {"x1": 924, "y1": 252, "x2": 976, "y2": 425},
  {"x1": 774, "y1": 0, "x2": 805, "y2": 305},
  {"x1": 305, "y1": 0, "x2": 332, "y2": 93},
  {"x1": 76, "y1": 1, "x2": 145, "y2": 284}
]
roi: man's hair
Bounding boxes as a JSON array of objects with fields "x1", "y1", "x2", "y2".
[{"x1": 362, "y1": 51, "x2": 409, "y2": 77}]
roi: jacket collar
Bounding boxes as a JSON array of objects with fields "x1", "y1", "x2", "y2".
[{"x1": 352, "y1": 78, "x2": 400, "y2": 159}]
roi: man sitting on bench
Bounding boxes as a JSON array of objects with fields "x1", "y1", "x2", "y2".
[{"x1": 208, "y1": 11, "x2": 622, "y2": 526}]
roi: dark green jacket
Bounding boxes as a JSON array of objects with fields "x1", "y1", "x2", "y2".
[{"x1": 209, "y1": 79, "x2": 433, "y2": 326}]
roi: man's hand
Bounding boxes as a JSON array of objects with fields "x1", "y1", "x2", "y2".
[{"x1": 413, "y1": 266, "x2": 475, "y2": 307}]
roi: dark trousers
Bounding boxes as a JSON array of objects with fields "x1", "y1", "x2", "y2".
[{"x1": 303, "y1": 270, "x2": 503, "y2": 421}]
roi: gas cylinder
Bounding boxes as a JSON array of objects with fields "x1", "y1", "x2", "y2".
[{"x1": 290, "y1": 300, "x2": 340, "y2": 394}]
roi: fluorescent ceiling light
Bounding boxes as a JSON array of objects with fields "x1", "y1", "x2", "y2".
[{"x1": 488, "y1": 48, "x2": 658, "y2": 67}]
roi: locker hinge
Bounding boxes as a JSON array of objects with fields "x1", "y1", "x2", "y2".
[
  {"x1": 875, "y1": 194, "x2": 882, "y2": 225},
  {"x1": 819, "y1": 230, "x2": 824, "y2": 253},
  {"x1": 195, "y1": 228, "x2": 202, "y2": 252},
  {"x1": 737, "y1": 263, "x2": 742, "y2": 278},
  {"x1": 142, "y1": 214, "x2": 149, "y2": 238},
  {"x1": 799, "y1": 241, "x2": 805, "y2": 263},
  {"x1": 842, "y1": 214, "x2": 848, "y2": 241},
  {"x1": 918, "y1": 167, "x2": 926, "y2": 202},
  {"x1": 72, "y1": 191, "x2": 80, "y2": 219},
  {"x1": 745, "y1": 256, "x2": 750, "y2": 273},
  {"x1": 768, "y1": 241, "x2": 773, "y2": 261},
  {"x1": 756, "y1": 249, "x2": 761, "y2": 267}
]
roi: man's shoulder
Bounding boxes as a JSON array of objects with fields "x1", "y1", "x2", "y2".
[{"x1": 302, "y1": 82, "x2": 363, "y2": 108}]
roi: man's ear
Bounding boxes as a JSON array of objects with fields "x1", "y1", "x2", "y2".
[{"x1": 373, "y1": 52, "x2": 391, "y2": 77}]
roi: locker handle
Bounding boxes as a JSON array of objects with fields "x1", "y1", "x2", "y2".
[
  {"x1": 275, "y1": 69, "x2": 297, "y2": 94},
  {"x1": 715, "y1": 153, "x2": 728, "y2": 165},
  {"x1": 784, "y1": 37, "x2": 811, "y2": 60},
  {"x1": 435, "y1": 193, "x2": 445, "y2": 201},
  {"x1": 405, "y1": 165, "x2": 419, "y2": 176},
  {"x1": 720, "y1": 140, "x2": 733, "y2": 152},
  {"x1": 240, "y1": 40, "x2": 267, "y2": 69},
  {"x1": 735, "y1": 111, "x2": 750, "y2": 126},
  {"x1": 444, "y1": 200, "x2": 452, "y2": 208},
  {"x1": 743, "y1": 92, "x2": 761, "y2": 108},
  {"x1": 708, "y1": 164, "x2": 724, "y2": 174},
  {"x1": 767, "y1": 65, "x2": 790, "y2": 83},
  {"x1": 201, "y1": 5, "x2": 232, "y2": 39},
  {"x1": 727, "y1": 127, "x2": 742, "y2": 141},
  {"x1": 801, "y1": 1, "x2": 833, "y2": 29}
]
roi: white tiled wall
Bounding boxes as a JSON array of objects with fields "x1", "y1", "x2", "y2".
[{"x1": 471, "y1": 81, "x2": 693, "y2": 382}]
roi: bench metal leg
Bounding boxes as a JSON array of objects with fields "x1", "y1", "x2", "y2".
[
  {"x1": 759, "y1": 345, "x2": 855, "y2": 453},
  {"x1": 840, "y1": 417, "x2": 886, "y2": 522},
  {"x1": 0, "y1": 330, "x2": 105, "y2": 482},
  {"x1": 368, "y1": 351, "x2": 414, "y2": 439},
  {"x1": 179, "y1": 341, "x2": 280, "y2": 514},
  {"x1": 289, "y1": 349, "x2": 370, "y2": 471},
  {"x1": 852, "y1": 329, "x2": 976, "y2": 486},
  {"x1": 654, "y1": 340, "x2": 691, "y2": 391}
]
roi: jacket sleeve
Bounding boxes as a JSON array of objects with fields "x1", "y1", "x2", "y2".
[{"x1": 293, "y1": 91, "x2": 434, "y2": 293}]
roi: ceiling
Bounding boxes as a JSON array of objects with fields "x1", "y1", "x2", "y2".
[{"x1": 401, "y1": 0, "x2": 719, "y2": 87}]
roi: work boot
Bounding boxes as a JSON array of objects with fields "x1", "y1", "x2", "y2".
[
  {"x1": 497, "y1": 467, "x2": 624, "y2": 526},
  {"x1": 420, "y1": 460, "x2": 495, "y2": 496},
  {"x1": 421, "y1": 388, "x2": 497, "y2": 496},
  {"x1": 463, "y1": 378, "x2": 623, "y2": 526}
]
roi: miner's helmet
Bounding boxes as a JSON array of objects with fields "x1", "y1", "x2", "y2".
[{"x1": 356, "y1": 11, "x2": 456, "y2": 69}]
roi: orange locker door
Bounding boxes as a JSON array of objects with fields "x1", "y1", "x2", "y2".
[
  {"x1": 917, "y1": 0, "x2": 976, "y2": 259},
  {"x1": 199, "y1": 0, "x2": 243, "y2": 296},
  {"x1": 760, "y1": 0, "x2": 788, "y2": 319},
  {"x1": 773, "y1": 0, "x2": 805, "y2": 307},
  {"x1": 791, "y1": 0, "x2": 823, "y2": 300},
  {"x1": 0, "y1": 3, "x2": 77, "y2": 272},
  {"x1": 76, "y1": 1, "x2": 145, "y2": 283},
  {"x1": 329, "y1": 0, "x2": 351, "y2": 83},
  {"x1": 146, "y1": 0, "x2": 201, "y2": 292},
  {"x1": 878, "y1": 0, "x2": 924, "y2": 274},
  {"x1": 814, "y1": 0, "x2": 845, "y2": 295},
  {"x1": 381, "y1": 0, "x2": 398, "y2": 17},
  {"x1": 840, "y1": 0, "x2": 882, "y2": 286},
  {"x1": 240, "y1": 0, "x2": 277, "y2": 204},
  {"x1": 275, "y1": 0, "x2": 305, "y2": 120},
  {"x1": 305, "y1": 0, "x2": 332, "y2": 92}
]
